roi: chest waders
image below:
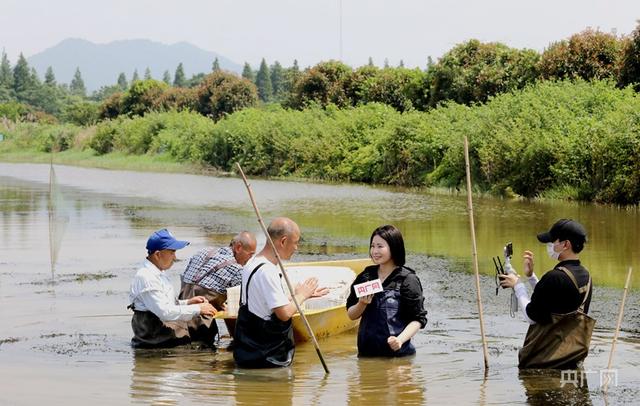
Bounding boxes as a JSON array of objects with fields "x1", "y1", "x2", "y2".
[
  {"x1": 129, "y1": 309, "x2": 191, "y2": 349},
  {"x1": 358, "y1": 268, "x2": 416, "y2": 357},
  {"x1": 233, "y1": 263, "x2": 295, "y2": 368}
]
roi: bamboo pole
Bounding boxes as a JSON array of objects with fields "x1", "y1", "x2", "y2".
[
  {"x1": 48, "y1": 152, "x2": 56, "y2": 277},
  {"x1": 235, "y1": 163, "x2": 330, "y2": 374},
  {"x1": 463, "y1": 136, "x2": 490, "y2": 371},
  {"x1": 603, "y1": 267, "x2": 633, "y2": 392}
]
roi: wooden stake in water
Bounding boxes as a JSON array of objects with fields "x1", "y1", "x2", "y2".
[
  {"x1": 235, "y1": 163, "x2": 330, "y2": 374},
  {"x1": 48, "y1": 154, "x2": 57, "y2": 277},
  {"x1": 463, "y1": 136, "x2": 490, "y2": 371},
  {"x1": 603, "y1": 267, "x2": 633, "y2": 392}
]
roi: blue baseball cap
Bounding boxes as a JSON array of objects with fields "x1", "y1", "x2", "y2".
[{"x1": 146, "y1": 229, "x2": 190, "y2": 253}]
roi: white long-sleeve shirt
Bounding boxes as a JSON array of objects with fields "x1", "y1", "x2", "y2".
[
  {"x1": 129, "y1": 260, "x2": 200, "y2": 321},
  {"x1": 513, "y1": 273, "x2": 539, "y2": 325}
]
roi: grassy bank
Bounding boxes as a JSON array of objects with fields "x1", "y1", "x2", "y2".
[
  {"x1": 2, "y1": 79, "x2": 640, "y2": 205},
  {"x1": 0, "y1": 149, "x2": 216, "y2": 174}
]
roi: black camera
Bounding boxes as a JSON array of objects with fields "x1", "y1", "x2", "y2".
[{"x1": 493, "y1": 242, "x2": 514, "y2": 294}]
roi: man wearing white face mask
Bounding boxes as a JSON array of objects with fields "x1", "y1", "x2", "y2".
[{"x1": 500, "y1": 218, "x2": 593, "y2": 369}]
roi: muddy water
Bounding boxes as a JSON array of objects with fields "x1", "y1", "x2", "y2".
[{"x1": 0, "y1": 163, "x2": 639, "y2": 405}]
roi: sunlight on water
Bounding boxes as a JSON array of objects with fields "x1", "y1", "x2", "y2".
[{"x1": 0, "y1": 163, "x2": 638, "y2": 405}]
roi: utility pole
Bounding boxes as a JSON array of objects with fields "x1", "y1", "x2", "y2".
[{"x1": 339, "y1": 0, "x2": 343, "y2": 61}]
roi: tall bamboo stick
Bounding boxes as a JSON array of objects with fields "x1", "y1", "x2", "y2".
[
  {"x1": 235, "y1": 163, "x2": 330, "y2": 374},
  {"x1": 603, "y1": 267, "x2": 633, "y2": 392},
  {"x1": 463, "y1": 136, "x2": 490, "y2": 371}
]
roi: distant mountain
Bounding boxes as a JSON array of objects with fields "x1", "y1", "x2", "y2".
[{"x1": 27, "y1": 38, "x2": 242, "y2": 92}]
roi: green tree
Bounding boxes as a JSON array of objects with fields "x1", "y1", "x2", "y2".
[
  {"x1": 98, "y1": 92, "x2": 123, "y2": 120},
  {"x1": 270, "y1": 61, "x2": 285, "y2": 100},
  {"x1": 289, "y1": 60, "x2": 353, "y2": 108},
  {"x1": 241, "y1": 62, "x2": 254, "y2": 82},
  {"x1": 44, "y1": 66, "x2": 56, "y2": 86},
  {"x1": 618, "y1": 22, "x2": 640, "y2": 90},
  {"x1": 195, "y1": 71, "x2": 258, "y2": 120},
  {"x1": 427, "y1": 39, "x2": 540, "y2": 107},
  {"x1": 0, "y1": 86, "x2": 11, "y2": 102},
  {"x1": 280, "y1": 60, "x2": 301, "y2": 103},
  {"x1": 157, "y1": 87, "x2": 198, "y2": 111},
  {"x1": 356, "y1": 67, "x2": 424, "y2": 112},
  {"x1": 212, "y1": 57, "x2": 221, "y2": 72},
  {"x1": 426, "y1": 56, "x2": 434, "y2": 70},
  {"x1": 120, "y1": 79, "x2": 168, "y2": 117},
  {"x1": 131, "y1": 69, "x2": 140, "y2": 83},
  {"x1": 255, "y1": 58, "x2": 272, "y2": 102},
  {"x1": 186, "y1": 73, "x2": 206, "y2": 88},
  {"x1": 90, "y1": 85, "x2": 121, "y2": 102},
  {"x1": 62, "y1": 101, "x2": 99, "y2": 125},
  {"x1": 162, "y1": 70, "x2": 171, "y2": 85},
  {"x1": 173, "y1": 63, "x2": 186, "y2": 87},
  {"x1": 13, "y1": 53, "x2": 31, "y2": 98},
  {"x1": 144, "y1": 67, "x2": 152, "y2": 80},
  {"x1": 117, "y1": 72, "x2": 128, "y2": 90},
  {"x1": 539, "y1": 28, "x2": 621, "y2": 81},
  {"x1": 0, "y1": 51, "x2": 14, "y2": 97},
  {"x1": 70, "y1": 67, "x2": 86, "y2": 97},
  {"x1": 30, "y1": 67, "x2": 41, "y2": 85}
]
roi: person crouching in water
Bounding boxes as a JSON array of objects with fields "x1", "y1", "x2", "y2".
[
  {"x1": 499, "y1": 219, "x2": 594, "y2": 369},
  {"x1": 128, "y1": 229, "x2": 217, "y2": 348},
  {"x1": 179, "y1": 231, "x2": 257, "y2": 342},
  {"x1": 233, "y1": 217, "x2": 328, "y2": 368},
  {"x1": 346, "y1": 225, "x2": 427, "y2": 357}
]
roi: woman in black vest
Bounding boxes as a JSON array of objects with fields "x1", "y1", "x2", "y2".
[{"x1": 346, "y1": 225, "x2": 428, "y2": 357}]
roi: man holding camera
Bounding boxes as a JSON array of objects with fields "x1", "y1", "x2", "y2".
[{"x1": 499, "y1": 219, "x2": 594, "y2": 369}]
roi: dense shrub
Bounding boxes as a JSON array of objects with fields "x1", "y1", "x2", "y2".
[
  {"x1": 120, "y1": 79, "x2": 168, "y2": 117},
  {"x1": 426, "y1": 40, "x2": 540, "y2": 107},
  {"x1": 8, "y1": 79, "x2": 640, "y2": 205},
  {"x1": 61, "y1": 101, "x2": 100, "y2": 126}
]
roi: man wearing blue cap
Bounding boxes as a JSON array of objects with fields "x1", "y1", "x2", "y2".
[
  {"x1": 500, "y1": 218, "x2": 594, "y2": 369},
  {"x1": 129, "y1": 229, "x2": 217, "y2": 348}
]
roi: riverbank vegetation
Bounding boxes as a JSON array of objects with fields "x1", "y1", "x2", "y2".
[{"x1": 2, "y1": 25, "x2": 640, "y2": 204}]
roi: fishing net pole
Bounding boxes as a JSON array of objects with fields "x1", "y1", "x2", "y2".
[{"x1": 48, "y1": 153, "x2": 68, "y2": 278}]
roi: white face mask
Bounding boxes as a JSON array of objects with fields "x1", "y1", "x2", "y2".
[{"x1": 546, "y1": 242, "x2": 561, "y2": 260}]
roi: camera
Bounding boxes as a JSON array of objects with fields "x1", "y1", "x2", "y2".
[{"x1": 493, "y1": 242, "x2": 515, "y2": 294}]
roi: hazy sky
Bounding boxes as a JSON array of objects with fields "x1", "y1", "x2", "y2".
[{"x1": 2, "y1": 0, "x2": 640, "y2": 68}]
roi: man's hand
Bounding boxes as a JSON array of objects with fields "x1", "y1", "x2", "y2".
[
  {"x1": 387, "y1": 336, "x2": 403, "y2": 351},
  {"x1": 187, "y1": 296, "x2": 207, "y2": 305},
  {"x1": 199, "y1": 302, "x2": 217, "y2": 317},
  {"x1": 499, "y1": 273, "x2": 519, "y2": 289},
  {"x1": 523, "y1": 250, "x2": 534, "y2": 277},
  {"x1": 294, "y1": 277, "x2": 319, "y2": 300}
]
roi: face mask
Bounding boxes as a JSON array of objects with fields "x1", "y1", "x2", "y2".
[{"x1": 546, "y1": 242, "x2": 561, "y2": 260}]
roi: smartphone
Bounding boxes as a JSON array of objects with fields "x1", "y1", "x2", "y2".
[{"x1": 504, "y1": 242, "x2": 513, "y2": 259}]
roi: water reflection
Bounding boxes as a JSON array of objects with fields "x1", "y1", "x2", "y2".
[
  {"x1": 518, "y1": 369, "x2": 592, "y2": 406},
  {"x1": 2, "y1": 163, "x2": 640, "y2": 406},
  {"x1": 2, "y1": 163, "x2": 639, "y2": 288},
  {"x1": 348, "y1": 357, "x2": 426, "y2": 405}
]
